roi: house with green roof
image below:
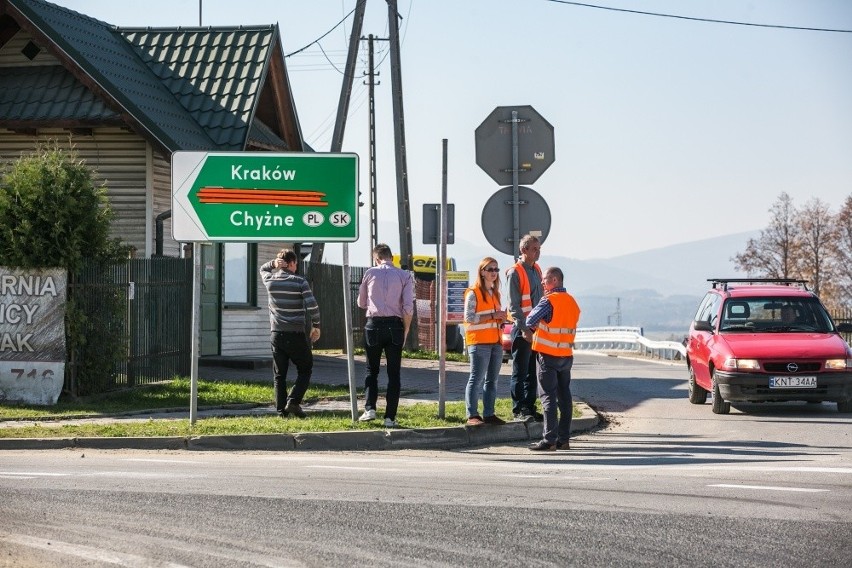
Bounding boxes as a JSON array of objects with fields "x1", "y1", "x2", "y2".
[{"x1": 0, "y1": 0, "x2": 308, "y2": 358}]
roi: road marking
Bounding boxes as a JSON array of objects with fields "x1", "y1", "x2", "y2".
[
  {"x1": 1, "y1": 533, "x2": 191, "y2": 567},
  {"x1": 708, "y1": 484, "x2": 829, "y2": 493},
  {"x1": 0, "y1": 472, "x2": 69, "y2": 477},
  {"x1": 304, "y1": 465, "x2": 402, "y2": 472}
]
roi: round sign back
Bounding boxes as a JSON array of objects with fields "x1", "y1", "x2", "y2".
[{"x1": 481, "y1": 186, "x2": 551, "y2": 256}]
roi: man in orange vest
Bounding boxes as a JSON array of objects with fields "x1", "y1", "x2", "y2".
[
  {"x1": 506, "y1": 234, "x2": 544, "y2": 422},
  {"x1": 522, "y1": 266, "x2": 581, "y2": 451}
]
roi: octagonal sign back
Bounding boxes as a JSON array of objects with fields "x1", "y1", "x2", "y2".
[
  {"x1": 475, "y1": 105, "x2": 555, "y2": 186},
  {"x1": 171, "y1": 151, "x2": 359, "y2": 242}
]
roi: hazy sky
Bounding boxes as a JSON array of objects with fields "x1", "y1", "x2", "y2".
[{"x1": 51, "y1": 1, "x2": 852, "y2": 266}]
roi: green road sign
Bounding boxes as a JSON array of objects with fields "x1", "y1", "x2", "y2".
[{"x1": 172, "y1": 152, "x2": 359, "y2": 242}]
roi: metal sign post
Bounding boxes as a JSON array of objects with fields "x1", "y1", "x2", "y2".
[
  {"x1": 511, "y1": 110, "x2": 521, "y2": 260},
  {"x1": 342, "y1": 243, "x2": 358, "y2": 422},
  {"x1": 437, "y1": 139, "x2": 449, "y2": 418},
  {"x1": 189, "y1": 243, "x2": 201, "y2": 425}
]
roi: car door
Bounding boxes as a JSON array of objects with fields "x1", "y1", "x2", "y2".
[{"x1": 688, "y1": 293, "x2": 721, "y2": 389}]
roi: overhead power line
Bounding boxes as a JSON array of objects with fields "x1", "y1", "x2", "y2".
[
  {"x1": 545, "y1": 0, "x2": 852, "y2": 33},
  {"x1": 285, "y1": 0, "x2": 367, "y2": 58}
]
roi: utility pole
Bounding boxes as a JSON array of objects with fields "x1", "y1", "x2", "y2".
[
  {"x1": 387, "y1": 0, "x2": 413, "y2": 271},
  {"x1": 363, "y1": 34, "x2": 386, "y2": 257},
  {"x1": 309, "y1": 0, "x2": 367, "y2": 266}
]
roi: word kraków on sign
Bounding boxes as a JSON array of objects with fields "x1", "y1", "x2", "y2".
[{"x1": 230, "y1": 165, "x2": 296, "y2": 182}]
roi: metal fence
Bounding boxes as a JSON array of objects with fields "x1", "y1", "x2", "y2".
[
  {"x1": 304, "y1": 261, "x2": 367, "y2": 350},
  {"x1": 573, "y1": 326, "x2": 686, "y2": 360},
  {"x1": 67, "y1": 257, "x2": 192, "y2": 394},
  {"x1": 830, "y1": 308, "x2": 852, "y2": 345}
]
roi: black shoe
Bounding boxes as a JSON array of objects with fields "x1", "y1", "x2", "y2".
[
  {"x1": 277, "y1": 410, "x2": 288, "y2": 418},
  {"x1": 513, "y1": 413, "x2": 533, "y2": 423},
  {"x1": 533, "y1": 411, "x2": 544, "y2": 422},
  {"x1": 556, "y1": 440, "x2": 570, "y2": 450},
  {"x1": 284, "y1": 401, "x2": 306, "y2": 418},
  {"x1": 529, "y1": 440, "x2": 556, "y2": 452}
]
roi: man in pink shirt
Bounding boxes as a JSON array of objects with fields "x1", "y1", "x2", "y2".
[{"x1": 357, "y1": 243, "x2": 415, "y2": 428}]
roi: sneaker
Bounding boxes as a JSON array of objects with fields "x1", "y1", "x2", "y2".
[
  {"x1": 383, "y1": 418, "x2": 399, "y2": 428},
  {"x1": 483, "y1": 415, "x2": 506, "y2": 425},
  {"x1": 359, "y1": 409, "x2": 377, "y2": 422},
  {"x1": 513, "y1": 413, "x2": 533, "y2": 423},
  {"x1": 529, "y1": 440, "x2": 556, "y2": 451},
  {"x1": 556, "y1": 440, "x2": 570, "y2": 450},
  {"x1": 284, "y1": 401, "x2": 306, "y2": 419},
  {"x1": 466, "y1": 416, "x2": 484, "y2": 426},
  {"x1": 277, "y1": 410, "x2": 288, "y2": 418},
  {"x1": 533, "y1": 411, "x2": 544, "y2": 422}
]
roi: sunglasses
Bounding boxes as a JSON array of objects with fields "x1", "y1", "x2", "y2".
[{"x1": 483, "y1": 267, "x2": 500, "y2": 273}]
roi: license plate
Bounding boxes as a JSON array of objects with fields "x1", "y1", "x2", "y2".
[{"x1": 769, "y1": 376, "x2": 817, "y2": 388}]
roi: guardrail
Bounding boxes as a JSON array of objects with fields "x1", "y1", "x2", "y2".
[{"x1": 575, "y1": 326, "x2": 686, "y2": 361}]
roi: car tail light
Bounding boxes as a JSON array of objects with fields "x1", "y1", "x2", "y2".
[{"x1": 722, "y1": 358, "x2": 760, "y2": 371}]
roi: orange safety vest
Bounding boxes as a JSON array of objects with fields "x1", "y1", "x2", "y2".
[
  {"x1": 463, "y1": 287, "x2": 501, "y2": 345},
  {"x1": 506, "y1": 261, "x2": 542, "y2": 323},
  {"x1": 531, "y1": 292, "x2": 580, "y2": 357}
]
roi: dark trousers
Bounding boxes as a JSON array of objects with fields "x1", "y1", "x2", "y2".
[
  {"x1": 363, "y1": 317, "x2": 404, "y2": 420},
  {"x1": 510, "y1": 325, "x2": 538, "y2": 415},
  {"x1": 271, "y1": 331, "x2": 313, "y2": 411},
  {"x1": 536, "y1": 353, "x2": 574, "y2": 444}
]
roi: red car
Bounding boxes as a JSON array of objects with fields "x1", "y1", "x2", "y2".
[
  {"x1": 686, "y1": 278, "x2": 852, "y2": 414},
  {"x1": 501, "y1": 322, "x2": 513, "y2": 362}
]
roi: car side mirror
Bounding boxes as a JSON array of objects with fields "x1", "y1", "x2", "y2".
[
  {"x1": 835, "y1": 322, "x2": 852, "y2": 333},
  {"x1": 693, "y1": 320, "x2": 713, "y2": 332}
]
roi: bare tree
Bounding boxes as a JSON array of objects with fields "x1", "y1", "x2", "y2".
[
  {"x1": 797, "y1": 197, "x2": 835, "y2": 299},
  {"x1": 733, "y1": 192, "x2": 801, "y2": 279},
  {"x1": 831, "y1": 194, "x2": 852, "y2": 305}
]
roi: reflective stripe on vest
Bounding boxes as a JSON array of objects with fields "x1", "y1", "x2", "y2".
[
  {"x1": 464, "y1": 287, "x2": 501, "y2": 345},
  {"x1": 506, "y1": 262, "x2": 542, "y2": 322},
  {"x1": 531, "y1": 292, "x2": 580, "y2": 357}
]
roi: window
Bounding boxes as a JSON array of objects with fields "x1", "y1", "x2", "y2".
[{"x1": 224, "y1": 243, "x2": 256, "y2": 306}]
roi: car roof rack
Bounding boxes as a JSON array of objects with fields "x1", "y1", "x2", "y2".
[{"x1": 707, "y1": 278, "x2": 809, "y2": 292}]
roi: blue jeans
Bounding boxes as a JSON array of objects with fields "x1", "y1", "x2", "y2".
[
  {"x1": 363, "y1": 317, "x2": 404, "y2": 420},
  {"x1": 465, "y1": 342, "x2": 503, "y2": 418},
  {"x1": 536, "y1": 353, "x2": 574, "y2": 444}
]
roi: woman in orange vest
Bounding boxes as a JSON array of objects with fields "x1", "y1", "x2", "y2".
[
  {"x1": 522, "y1": 266, "x2": 581, "y2": 451},
  {"x1": 463, "y1": 257, "x2": 507, "y2": 426}
]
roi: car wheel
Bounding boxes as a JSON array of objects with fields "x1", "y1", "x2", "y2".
[
  {"x1": 838, "y1": 399, "x2": 852, "y2": 413},
  {"x1": 711, "y1": 371, "x2": 730, "y2": 414},
  {"x1": 688, "y1": 365, "x2": 707, "y2": 404}
]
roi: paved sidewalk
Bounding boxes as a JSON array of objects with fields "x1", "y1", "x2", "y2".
[{"x1": 0, "y1": 354, "x2": 600, "y2": 451}]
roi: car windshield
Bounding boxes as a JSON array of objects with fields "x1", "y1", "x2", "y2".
[{"x1": 719, "y1": 297, "x2": 835, "y2": 333}]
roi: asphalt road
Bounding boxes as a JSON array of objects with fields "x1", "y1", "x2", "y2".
[{"x1": 2, "y1": 353, "x2": 850, "y2": 567}]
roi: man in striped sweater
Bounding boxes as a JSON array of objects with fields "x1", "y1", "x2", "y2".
[{"x1": 260, "y1": 249, "x2": 321, "y2": 418}]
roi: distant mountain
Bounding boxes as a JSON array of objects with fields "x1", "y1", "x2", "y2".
[{"x1": 584, "y1": 231, "x2": 758, "y2": 296}]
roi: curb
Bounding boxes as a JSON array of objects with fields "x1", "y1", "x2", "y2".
[{"x1": 0, "y1": 403, "x2": 600, "y2": 452}]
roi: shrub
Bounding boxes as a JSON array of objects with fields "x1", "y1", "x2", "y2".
[{"x1": 0, "y1": 141, "x2": 129, "y2": 396}]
